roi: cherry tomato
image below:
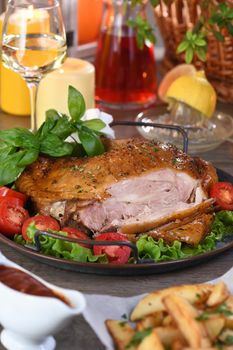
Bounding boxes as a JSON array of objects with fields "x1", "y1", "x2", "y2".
[
  {"x1": 22, "y1": 215, "x2": 60, "y2": 241},
  {"x1": 0, "y1": 186, "x2": 27, "y2": 207},
  {"x1": 210, "y1": 182, "x2": 233, "y2": 211},
  {"x1": 0, "y1": 197, "x2": 29, "y2": 237},
  {"x1": 93, "y1": 232, "x2": 131, "y2": 264},
  {"x1": 62, "y1": 227, "x2": 91, "y2": 248}
]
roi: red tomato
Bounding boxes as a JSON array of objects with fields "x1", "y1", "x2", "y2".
[
  {"x1": 0, "y1": 186, "x2": 27, "y2": 207},
  {"x1": 210, "y1": 182, "x2": 233, "y2": 211},
  {"x1": 22, "y1": 215, "x2": 60, "y2": 241},
  {"x1": 0, "y1": 197, "x2": 29, "y2": 237},
  {"x1": 93, "y1": 232, "x2": 131, "y2": 264},
  {"x1": 62, "y1": 227, "x2": 90, "y2": 248}
]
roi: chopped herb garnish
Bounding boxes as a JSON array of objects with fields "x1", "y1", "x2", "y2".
[
  {"x1": 154, "y1": 147, "x2": 159, "y2": 152},
  {"x1": 215, "y1": 303, "x2": 233, "y2": 317},
  {"x1": 196, "y1": 312, "x2": 209, "y2": 321},
  {"x1": 225, "y1": 335, "x2": 233, "y2": 345},
  {"x1": 119, "y1": 321, "x2": 127, "y2": 327},
  {"x1": 126, "y1": 328, "x2": 152, "y2": 349},
  {"x1": 172, "y1": 159, "x2": 177, "y2": 165},
  {"x1": 121, "y1": 313, "x2": 128, "y2": 320},
  {"x1": 196, "y1": 293, "x2": 201, "y2": 299},
  {"x1": 196, "y1": 302, "x2": 233, "y2": 322}
]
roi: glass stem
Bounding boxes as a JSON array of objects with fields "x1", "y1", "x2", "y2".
[{"x1": 27, "y1": 81, "x2": 40, "y2": 132}]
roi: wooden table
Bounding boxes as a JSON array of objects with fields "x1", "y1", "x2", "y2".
[{"x1": 0, "y1": 104, "x2": 233, "y2": 350}]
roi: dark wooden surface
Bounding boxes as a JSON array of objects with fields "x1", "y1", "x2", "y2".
[{"x1": 0, "y1": 103, "x2": 233, "y2": 350}]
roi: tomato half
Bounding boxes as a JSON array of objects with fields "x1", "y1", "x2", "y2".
[
  {"x1": 93, "y1": 232, "x2": 131, "y2": 264},
  {"x1": 0, "y1": 197, "x2": 29, "y2": 237},
  {"x1": 210, "y1": 182, "x2": 233, "y2": 211},
  {"x1": 22, "y1": 215, "x2": 60, "y2": 241},
  {"x1": 0, "y1": 186, "x2": 27, "y2": 207},
  {"x1": 62, "y1": 227, "x2": 90, "y2": 248}
]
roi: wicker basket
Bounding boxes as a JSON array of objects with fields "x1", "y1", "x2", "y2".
[{"x1": 155, "y1": 0, "x2": 233, "y2": 102}]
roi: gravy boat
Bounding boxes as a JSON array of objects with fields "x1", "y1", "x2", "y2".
[{"x1": 0, "y1": 252, "x2": 86, "y2": 350}]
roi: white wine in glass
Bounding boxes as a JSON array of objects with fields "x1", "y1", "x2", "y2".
[{"x1": 2, "y1": 0, "x2": 67, "y2": 131}]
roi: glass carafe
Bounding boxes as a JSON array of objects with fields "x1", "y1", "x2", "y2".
[{"x1": 95, "y1": 0, "x2": 157, "y2": 110}]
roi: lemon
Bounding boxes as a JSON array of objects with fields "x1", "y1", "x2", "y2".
[
  {"x1": 165, "y1": 70, "x2": 217, "y2": 119},
  {"x1": 158, "y1": 64, "x2": 196, "y2": 101}
]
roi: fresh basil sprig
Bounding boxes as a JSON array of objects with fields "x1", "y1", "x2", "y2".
[{"x1": 0, "y1": 86, "x2": 106, "y2": 185}]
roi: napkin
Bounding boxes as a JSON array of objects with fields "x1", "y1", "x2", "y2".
[{"x1": 83, "y1": 267, "x2": 233, "y2": 350}]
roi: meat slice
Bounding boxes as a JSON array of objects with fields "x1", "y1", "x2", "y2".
[
  {"x1": 16, "y1": 138, "x2": 218, "y2": 236},
  {"x1": 145, "y1": 213, "x2": 214, "y2": 246},
  {"x1": 78, "y1": 171, "x2": 212, "y2": 234}
]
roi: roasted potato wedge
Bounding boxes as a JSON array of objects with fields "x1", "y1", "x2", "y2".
[
  {"x1": 105, "y1": 320, "x2": 136, "y2": 350},
  {"x1": 203, "y1": 316, "x2": 225, "y2": 341},
  {"x1": 137, "y1": 330, "x2": 164, "y2": 350},
  {"x1": 206, "y1": 282, "x2": 229, "y2": 307},
  {"x1": 155, "y1": 326, "x2": 182, "y2": 347},
  {"x1": 106, "y1": 282, "x2": 233, "y2": 350},
  {"x1": 131, "y1": 284, "x2": 213, "y2": 321},
  {"x1": 136, "y1": 312, "x2": 163, "y2": 331},
  {"x1": 162, "y1": 294, "x2": 211, "y2": 348}
]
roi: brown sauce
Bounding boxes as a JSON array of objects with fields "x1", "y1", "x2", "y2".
[{"x1": 0, "y1": 265, "x2": 71, "y2": 307}]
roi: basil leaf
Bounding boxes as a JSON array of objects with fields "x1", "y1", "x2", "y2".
[
  {"x1": 68, "y1": 86, "x2": 86, "y2": 121},
  {"x1": 0, "y1": 128, "x2": 39, "y2": 150},
  {"x1": 0, "y1": 142, "x2": 16, "y2": 162},
  {"x1": 36, "y1": 109, "x2": 60, "y2": 139},
  {"x1": 0, "y1": 151, "x2": 26, "y2": 185},
  {"x1": 40, "y1": 134, "x2": 74, "y2": 157},
  {"x1": 82, "y1": 119, "x2": 106, "y2": 131},
  {"x1": 50, "y1": 114, "x2": 75, "y2": 139},
  {"x1": 78, "y1": 127, "x2": 105, "y2": 156},
  {"x1": 17, "y1": 148, "x2": 39, "y2": 167},
  {"x1": 70, "y1": 142, "x2": 86, "y2": 157}
]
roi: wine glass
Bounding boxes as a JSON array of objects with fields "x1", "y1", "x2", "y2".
[{"x1": 1, "y1": 0, "x2": 67, "y2": 131}]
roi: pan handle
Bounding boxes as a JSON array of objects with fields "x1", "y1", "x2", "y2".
[
  {"x1": 111, "y1": 120, "x2": 189, "y2": 153},
  {"x1": 33, "y1": 230, "x2": 141, "y2": 264}
]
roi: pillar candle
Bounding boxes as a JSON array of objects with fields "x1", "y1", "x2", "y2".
[
  {"x1": 0, "y1": 9, "x2": 49, "y2": 116},
  {"x1": 37, "y1": 58, "x2": 95, "y2": 128}
]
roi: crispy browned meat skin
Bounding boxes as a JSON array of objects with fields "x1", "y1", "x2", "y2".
[
  {"x1": 120, "y1": 199, "x2": 215, "y2": 235},
  {"x1": 16, "y1": 139, "x2": 217, "y2": 212},
  {"x1": 143, "y1": 213, "x2": 214, "y2": 246}
]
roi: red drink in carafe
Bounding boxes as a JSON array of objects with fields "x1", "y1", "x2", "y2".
[{"x1": 95, "y1": 25, "x2": 157, "y2": 109}]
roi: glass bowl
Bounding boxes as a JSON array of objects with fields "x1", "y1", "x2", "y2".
[{"x1": 136, "y1": 107, "x2": 233, "y2": 154}]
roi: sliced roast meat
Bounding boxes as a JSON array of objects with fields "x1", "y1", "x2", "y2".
[
  {"x1": 144, "y1": 213, "x2": 214, "y2": 246},
  {"x1": 78, "y1": 169, "x2": 208, "y2": 233},
  {"x1": 16, "y1": 138, "x2": 218, "y2": 237}
]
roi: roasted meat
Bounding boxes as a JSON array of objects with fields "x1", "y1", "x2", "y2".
[
  {"x1": 144, "y1": 213, "x2": 214, "y2": 246},
  {"x1": 16, "y1": 139, "x2": 217, "y2": 241}
]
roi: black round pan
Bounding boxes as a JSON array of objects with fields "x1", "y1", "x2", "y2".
[{"x1": 0, "y1": 168, "x2": 232, "y2": 276}]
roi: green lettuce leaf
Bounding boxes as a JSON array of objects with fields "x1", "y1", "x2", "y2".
[
  {"x1": 14, "y1": 210, "x2": 233, "y2": 264},
  {"x1": 136, "y1": 211, "x2": 233, "y2": 262},
  {"x1": 14, "y1": 223, "x2": 107, "y2": 263}
]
